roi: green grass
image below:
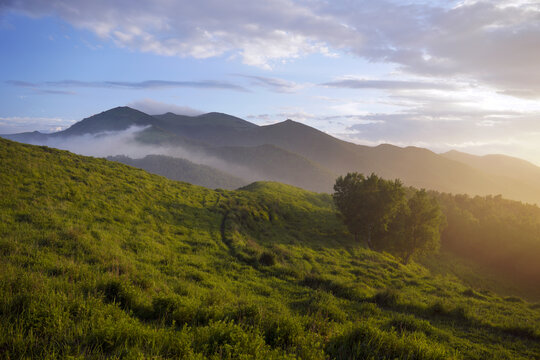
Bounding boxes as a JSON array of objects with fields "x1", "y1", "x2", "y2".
[{"x1": 1, "y1": 137, "x2": 539, "y2": 359}]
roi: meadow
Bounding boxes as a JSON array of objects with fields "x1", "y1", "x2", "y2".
[{"x1": 1, "y1": 137, "x2": 539, "y2": 359}]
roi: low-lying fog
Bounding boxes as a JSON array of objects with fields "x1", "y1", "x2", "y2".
[{"x1": 20, "y1": 126, "x2": 261, "y2": 183}]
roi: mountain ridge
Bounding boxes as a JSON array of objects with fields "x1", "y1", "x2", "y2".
[{"x1": 3, "y1": 106, "x2": 540, "y2": 204}]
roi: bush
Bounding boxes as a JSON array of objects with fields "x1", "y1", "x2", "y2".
[
  {"x1": 429, "y1": 301, "x2": 469, "y2": 322},
  {"x1": 152, "y1": 295, "x2": 181, "y2": 323},
  {"x1": 373, "y1": 288, "x2": 400, "y2": 307},
  {"x1": 259, "y1": 251, "x2": 277, "y2": 266},
  {"x1": 386, "y1": 314, "x2": 434, "y2": 335},
  {"x1": 98, "y1": 279, "x2": 137, "y2": 311},
  {"x1": 503, "y1": 296, "x2": 523, "y2": 303},
  {"x1": 226, "y1": 303, "x2": 263, "y2": 327},
  {"x1": 193, "y1": 320, "x2": 271, "y2": 358},
  {"x1": 301, "y1": 274, "x2": 360, "y2": 301},
  {"x1": 263, "y1": 316, "x2": 303, "y2": 350},
  {"x1": 501, "y1": 325, "x2": 540, "y2": 340},
  {"x1": 461, "y1": 288, "x2": 486, "y2": 300}
]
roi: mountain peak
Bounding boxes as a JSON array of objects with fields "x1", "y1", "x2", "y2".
[
  {"x1": 269, "y1": 119, "x2": 305, "y2": 128},
  {"x1": 58, "y1": 106, "x2": 156, "y2": 136}
]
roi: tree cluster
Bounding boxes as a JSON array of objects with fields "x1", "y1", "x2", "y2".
[
  {"x1": 435, "y1": 192, "x2": 540, "y2": 294},
  {"x1": 333, "y1": 173, "x2": 444, "y2": 263}
]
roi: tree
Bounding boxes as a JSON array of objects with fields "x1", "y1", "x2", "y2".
[
  {"x1": 333, "y1": 173, "x2": 405, "y2": 249},
  {"x1": 388, "y1": 190, "x2": 444, "y2": 264}
]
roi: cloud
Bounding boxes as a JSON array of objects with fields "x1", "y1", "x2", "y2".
[
  {"x1": 128, "y1": 99, "x2": 204, "y2": 116},
  {"x1": 7, "y1": 79, "x2": 248, "y2": 92},
  {"x1": 341, "y1": 108, "x2": 540, "y2": 161},
  {"x1": 4, "y1": 1, "x2": 540, "y2": 94},
  {"x1": 0, "y1": 116, "x2": 75, "y2": 134},
  {"x1": 4, "y1": 80, "x2": 76, "y2": 95},
  {"x1": 324, "y1": 0, "x2": 540, "y2": 98},
  {"x1": 2, "y1": 0, "x2": 353, "y2": 70},
  {"x1": 321, "y1": 78, "x2": 459, "y2": 91},
  {"x1": 35, "y1": 89, "x2": 77, "y2": 95},
  {"x1": 236, "y1": 74, "x2": 304, "y2": 93}
]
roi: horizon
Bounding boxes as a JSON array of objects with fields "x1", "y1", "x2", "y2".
[
  {"x1": 4, "y1": 104, "x2": 539, "y2": 167},
  {"x1": 1, "y1": 1, "x2": 540, "y2": 165}
]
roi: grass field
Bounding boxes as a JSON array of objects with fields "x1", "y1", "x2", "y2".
[{"x1": 1, "y1": 137, "x2": 539, "y2": 359}]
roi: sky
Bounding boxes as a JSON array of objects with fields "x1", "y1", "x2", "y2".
[{"x1": 1, "y1": 0, "x2": 540, "y2": 165}]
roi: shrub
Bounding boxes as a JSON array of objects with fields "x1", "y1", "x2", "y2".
[
  {"x1": 301, "y1": 274, "x2": 360, "y2": 301},
  {"x1": 373, "y1": 288, "x2": 400, "y2": 307},
  {"x1": 263, "y1": 316, "x2": 303, "y2": 350},
  {"x1": 429, "y1": 301, "x2": 469, "y2": 322},
  {"x1": 226, "y1": 303, "x2": 263, "y2": 327},
  {"x1": 461, "y1": 288, "x2": 485, "y2": 300},
  {"x1": 387, "y1": 314, "x2": 434, "y2": 335},
  {"x1": 259, "y1": 251, "x2": 277, "y2": 266},
  {"x1": 152, "y1": 295, "x2": 181, "y2": 323},
  {"x1": 503, "y1": 296, "x2": 523, "y2": 303},
  {"x1": 193, "y1": 320, "x2": 270, "y2": 358},
  {"x1": 98, "y1": 279, "x2": 137, "y2": 311},
  {"x1": 502, "y1": 325, "x2": 540, "y2": 340}
]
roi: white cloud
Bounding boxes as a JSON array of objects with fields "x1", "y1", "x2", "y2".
[
  {"x1": 4, "y1": 0, "x2": 539, "y2": 94},
  {"x1": 0, "y1": 116, "x2": 75, "y2": 134},
  {"x1": 236, "y1": 74, "x2": 306, "y2": 93},
  {"x1": 3, "y1": 0, "x2": 352, "y2": 69}
]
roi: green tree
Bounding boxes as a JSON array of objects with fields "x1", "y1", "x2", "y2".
[
  {"x1": 389, "y1": 190, "x2": 444, "y2": 264},
  {"x1": 333, "y1": 173, "x2": 405, "y2": 249}
]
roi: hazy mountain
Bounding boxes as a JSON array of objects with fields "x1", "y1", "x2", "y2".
[
  {"x1": 147, "y1": 112, "x2": 540, "y2": 203},
  {"x1": 3, "y1": 106, "x2": 540, "y2": 203},
  {"x1": 0, "y1": 130, "x2": 51, "y2": 144},
  {"x1": 205, "y1": 144, "x2": 337, "y2": 193},
  {"x1": 152, "y1": 112, "x2": 257, "y2": 146},
  {"x1": 442, "y1": 150, "x2": 540, "y2": 181},
  {"x1": 108, "y1": 154, "x2": 247, "y2": 190}
]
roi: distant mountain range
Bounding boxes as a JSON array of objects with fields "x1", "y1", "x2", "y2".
[{"x1": 3, "y1": 106, "x2": 540, "y2": 204}]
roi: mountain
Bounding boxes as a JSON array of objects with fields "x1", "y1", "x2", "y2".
[
  {"x1": 2, "y1": 137, "x2": 539, "y2": 359},
  {"x1": 0, "y1": 130, "x2": 51, "y2": 145},
  {"x1": 152, "y1": 111, "x2": 257, "y2": 146},
  {"x1": 142, "y1": 111, "x2": 540, "y2": 203},
  {"x1": 4, "y1": 106, "x2": 540, "y2": 204},
  {"x1": 59, "y1": 106, "x2": 159, "y2": 136},
  {"x1": 442, "y1": 150, "x2": 540, "y2": 186},
  {"x1": 108, "y1": 154, "x2": 247, "y2": 190},
  {"x1": 204, "y1": 144, "x2": 337, "y2": 192}
]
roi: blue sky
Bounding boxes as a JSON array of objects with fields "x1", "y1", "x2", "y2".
[{"x1": 1, "y1": 0, "x2": 540, "y2": 164}]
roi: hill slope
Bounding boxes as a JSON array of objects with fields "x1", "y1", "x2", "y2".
[{"x1": 1, "y1": 137, "x2": 539, "y2": 359}]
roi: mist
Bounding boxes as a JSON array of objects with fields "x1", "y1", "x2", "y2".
[{"x1": 25, "y1": 126, "x2": 263, "y2": 184}]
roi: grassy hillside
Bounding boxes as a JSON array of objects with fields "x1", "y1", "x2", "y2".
[{"x1": 1, "y1": 138, "x2": 540, "y2": 359}]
